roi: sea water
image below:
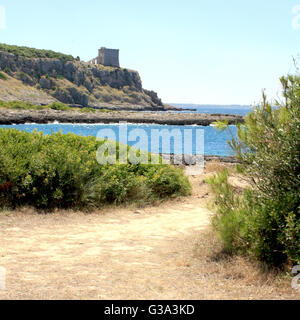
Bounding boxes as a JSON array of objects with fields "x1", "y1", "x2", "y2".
[
  {"x1": 0, "y1": 123, "x2": 237, "y2": 156},
  {"x1": 0, "y1": 105, "x2": 251, "y2": 156}
]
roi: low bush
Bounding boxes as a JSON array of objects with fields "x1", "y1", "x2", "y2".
[
  {"x1": 0, "y1": 43, "x2": 75, "y2": 63},
  {"x1": 48, "y1": 102, "x2": 71, "y2": 111},
  {"x1": 0, "y1": 100, "x2": 71, "y2": 111},
  {"x1": 0, "y1": 72, "x2": 7, "y2": 80},
  {"x1": 80, "y1": 107, "x2": 96, "y2": 113},
  {"x1": 208, "y1": 75, "x2": 300, "y2": 267},
  {"x1": 0, "y1": 129, "x2": 191, "y2": 210},
  {"x1": 0, "y1": 100, "x2": 44, "y2": 110}
]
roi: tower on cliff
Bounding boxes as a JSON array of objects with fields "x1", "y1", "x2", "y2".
[{"x1": 97, "y1": 47, "x2": 120, "y2": 67}]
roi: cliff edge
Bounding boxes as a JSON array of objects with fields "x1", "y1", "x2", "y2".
[{"x1": 0, "y1": 44, "x2": 176, "y2": 111}]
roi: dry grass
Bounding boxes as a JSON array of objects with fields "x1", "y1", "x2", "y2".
[
  {"x1": 0, "y1": 161, "x2": 299, "y2": 300},
  {"x1": 204, "y1": 161, "x2": 235, "y2": 174},
  {"x1": 0, "y1": 71, "x2": 150, "y2": 108},
  {"x1": 0, "y1": 74, "x2": 56, "y2": 105},
  {"x1": 192, "y1": 228, "x2": 297, "y2": 299}
]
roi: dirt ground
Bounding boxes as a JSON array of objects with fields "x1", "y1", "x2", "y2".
[{"x1": 0, "y1": 162, "x2": 299, "y2": 300}]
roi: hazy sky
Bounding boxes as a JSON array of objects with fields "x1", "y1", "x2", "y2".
[{"x1": 0, "y1": 0, "x2": 299, "y2": 105}]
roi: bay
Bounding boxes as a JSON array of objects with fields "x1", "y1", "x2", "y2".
[{"x1": 0, "y1": 123, "x2": 238, "y2": 156}]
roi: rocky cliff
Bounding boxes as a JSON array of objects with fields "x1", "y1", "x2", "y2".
[{"x1": 0, "y1": 49, "x2": 171, "y2": 110}]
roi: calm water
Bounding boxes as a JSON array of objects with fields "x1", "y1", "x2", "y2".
[
  {"x1": 0, "y1": 105, "x2": 252, "y2": 156},
  {"x1": 0, "y1": 123, "x2": 238, "y2": 156},
  {"x1": 170, "y1": 103, "x2": 253, "y2": 116}
]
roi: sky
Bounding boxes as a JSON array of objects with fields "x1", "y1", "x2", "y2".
[{"x1": 0, "y1": 0, "x2": 299, "y2": 105}]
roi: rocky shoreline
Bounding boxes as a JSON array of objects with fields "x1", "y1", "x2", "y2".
[
  {"x1": 158, "y1": 154, "x2": 239, "y2": 165},
  {"x1": 0, "y1": 109, "x2": 244, "y2": 126}
]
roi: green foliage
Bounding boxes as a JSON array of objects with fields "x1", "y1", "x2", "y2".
[
  {"x1": 0, "y1": 100, "x2": 70, "y2": 111},
  {"x1": 140, "y1": 164, "x2": 191, "y2": 198},
  {"x1": 211, "y1": 120, "x2": 229, "y2": 131},
  {"x1": 0, "y1": 100, "x2": 45, "y2": 110},
  {"x1": 208, "y1": 75, "x2": 300, "y2": 267},
  {"x1": 48, "y1": 102, "x2": 71, "y2": 111},
  {"x1": 80, "y1": 107, "x2": 96, "y2": 113},
  {"x1": 207, "y1": 169, "x2": 247, "y2": 254},
  {"x1": 0, "y1": 101, "x2": 111, "y2": 113},
  {"x1": 0, "y1": 43, "x2": 75, "y2": 63},
  {"x1": 0, "y1": 72, "x2": 7, "y2": 80},
  {"x1": 0, "y1": 129, "x2": 191, "y2": 210}
]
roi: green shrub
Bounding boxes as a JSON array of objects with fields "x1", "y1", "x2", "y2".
[
  {"x1": 48, "y1": 102, "x2": 71, "y2": 111},
  {"x1": 0, "y1": 129, "x2": 191, "y2": 210},
  {"x1": 0, "y1": 43, "x2": 75, "y2": 63},
  {"x1": 0, "y1": 100, "x2": 44, "y2": 110},
  {"x1": 208, "y1": 75, "x2": 300, "y2": 267},
  {"x1": 80, "y1": 107, "x2": 96, "y2": 113},
  {"x1": 140, "y1": 164, "x2": 192, "y2": 198},
  {"x1": 0, "y1": 100, "x2": 72, "y2": 111},
  {"x1": 0, "y1": 72, "x2": 7, "y2": 80},
  {"x1": 207, "y1": 169, "x2": 247, "y2": 254}
]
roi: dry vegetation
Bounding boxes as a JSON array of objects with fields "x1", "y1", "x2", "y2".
[
  {"x1": 0, "y1": 162, "x2": 299, "y2": 300},
  {"x1": 0, "y1": 74, "x2": 56, "y2": 105},
  {"x1": 0, "y1": 72, "x2": 154, "y2": 109}
]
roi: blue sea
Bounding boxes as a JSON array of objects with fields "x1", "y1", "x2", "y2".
[
  {"x1": 0, "y1": 105, "x2": 251, "y2": 156},
  {"x1": 169, "y1": 103, "x2": 253, "y2": 116},
  {"x1": 0, "y1": 123, "x2": 238, "y2": 157}
]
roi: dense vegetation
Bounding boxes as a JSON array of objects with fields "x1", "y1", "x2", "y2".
[
  {"x1": 0, "y1": 100, "x2": 110, "y2": 113},
  {"x1": 0, "y1": 43, "x2": 75, "y2": 63},
  {"x1": 0, "y1": 129, "x2": 191, "y2": 210},
  {"x1": 0, "y1": 100, "x2": 71, "y2": 111},
  {"x1": 208, "y1": 75, "x2": 300, "y2": 267}
]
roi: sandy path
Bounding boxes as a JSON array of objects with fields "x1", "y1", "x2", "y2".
[
  {"x1": 0, "y1": 195, "x2": 212, "y2": 300},
  {"x1": 0, "y1": 194, "x2": 209, "y2": 299},
  {"x1": 0, "y1": 167, "x2": 299, "y2": 300}
]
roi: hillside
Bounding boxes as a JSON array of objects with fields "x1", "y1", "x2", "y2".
[{"x1": 0, "y1": 44, "x2": 173, "y2": 111}]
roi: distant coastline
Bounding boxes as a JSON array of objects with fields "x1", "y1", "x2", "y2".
[
  {"x1": 168, "y1": 103, "x2": 252, "y2": 116},
  {"x1": 169, "y1": 103, "x2": 251, "y2": 108},
  {"x1": 0, "y1": 108, "x2": 244, "y2": 126}
]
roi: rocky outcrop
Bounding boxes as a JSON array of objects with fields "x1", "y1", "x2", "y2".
[
  {"x1": 0, "y1": 109, "x2": 244, "y2": 125},
  {"x1": 0, "y1": 51, "x2": 166, "y2": 109},
  {"x1": 159, "y1": 154, "x2": 240, "y2": 165},
  {"x1": 143, "y1": 89, "x2": 163, "y2": 107}
]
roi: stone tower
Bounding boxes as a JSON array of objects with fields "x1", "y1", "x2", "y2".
[{"x1": 98, "y1": 47, "x2": 120, "y2": 67}]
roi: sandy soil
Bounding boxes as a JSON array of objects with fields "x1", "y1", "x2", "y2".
[{"x1": 0, "y1": 162, "x2": 299, "y2": 300}]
